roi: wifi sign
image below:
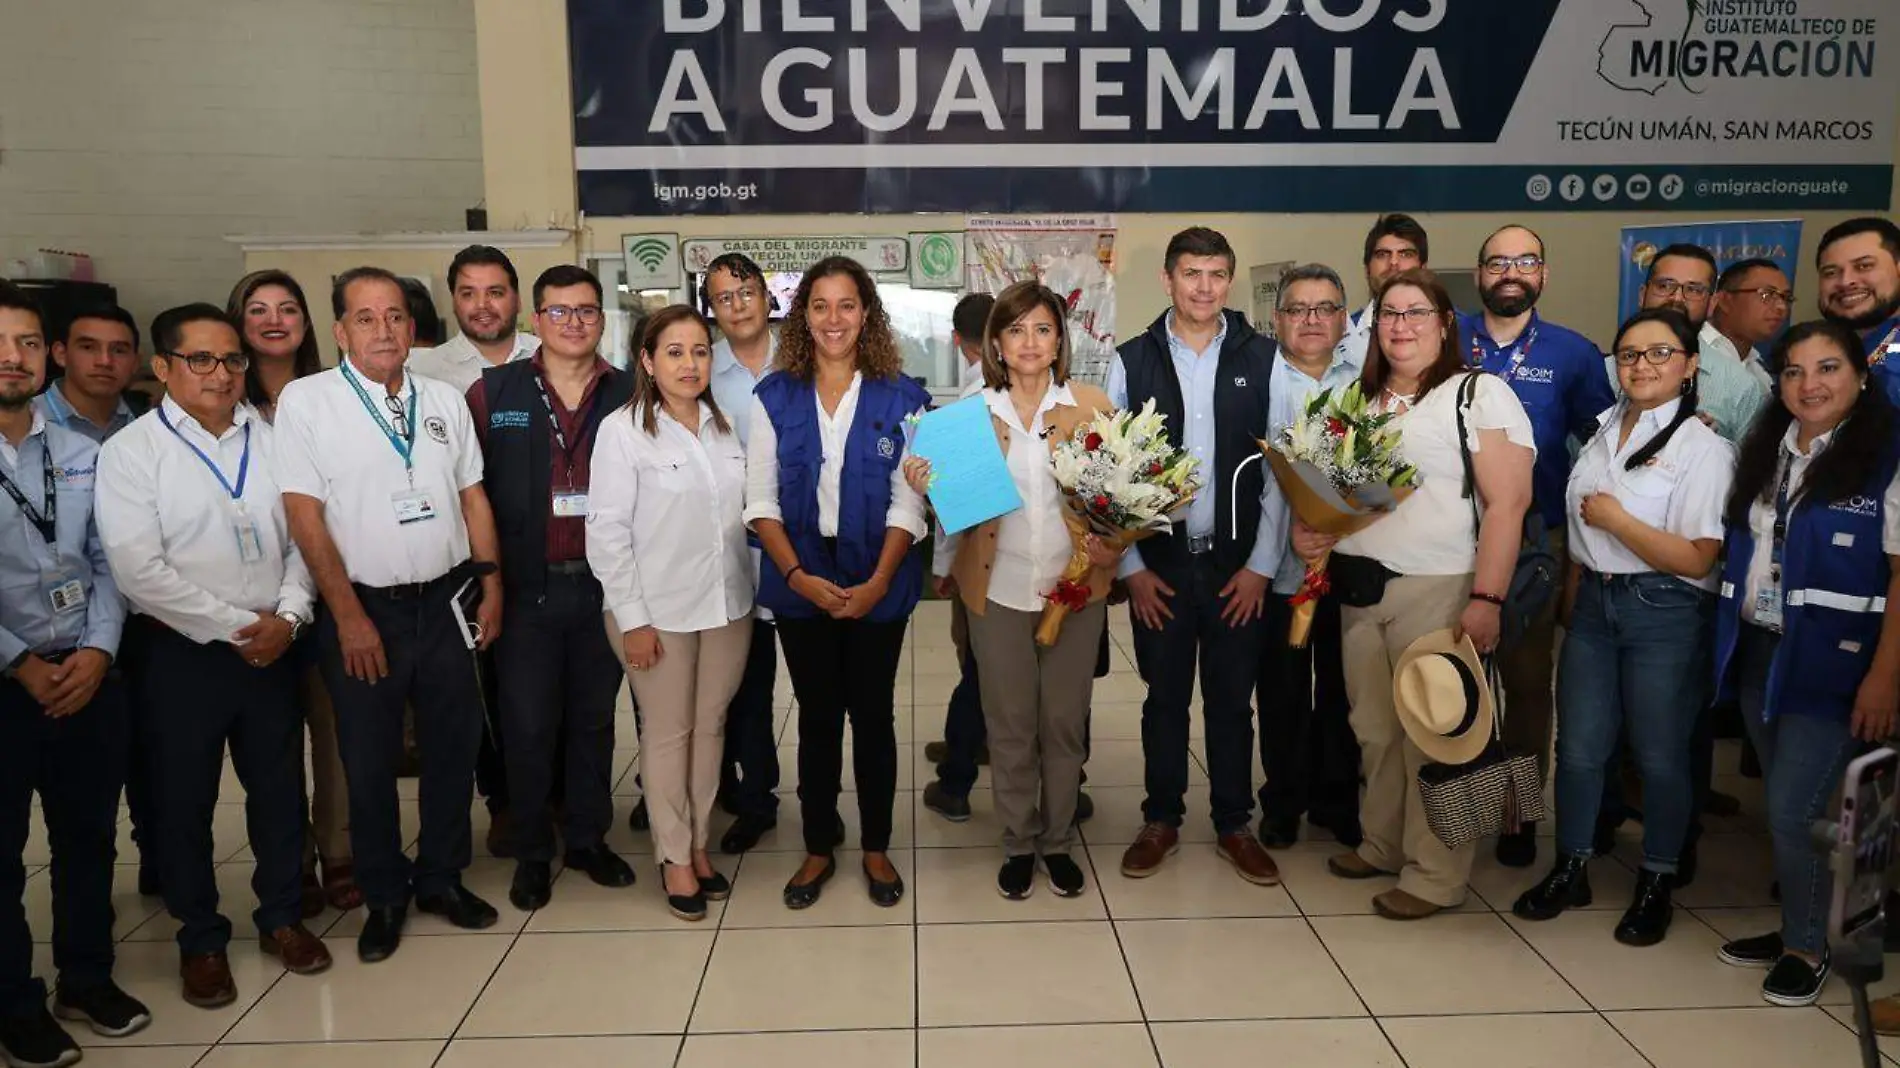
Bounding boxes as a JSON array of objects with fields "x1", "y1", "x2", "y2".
[{"x1": 620, "y1": 233, "x2": 681, "y2": 290}]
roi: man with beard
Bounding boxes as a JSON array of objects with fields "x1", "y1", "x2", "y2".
[
  {"x1": 1633, "y1": 244, "x2": 1768, "y2": 444},
  {"x1": 1458, "y1": 226, "x2": 1616, "y2": 870},
  {"x1": 1340, "y1": 214, "x2": 1429, "y2": 368},
  {"x1": 1710, "y1": 257, "x2": 1793, "y2": 392},
  {"x1": 1816, "y1": 217, "x2": 1900, "y2": 408}
]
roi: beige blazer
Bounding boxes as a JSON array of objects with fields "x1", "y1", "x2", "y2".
[{"x1": 950, "y1": 381, "x2": 1114, "y2": 616}]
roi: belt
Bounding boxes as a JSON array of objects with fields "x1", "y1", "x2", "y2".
[
  {"x1": 547, "y1": 560, "x2": 592, "y2": 577},
  {"x1": 354, "y1": 573, "x2": 455, "y2": 601},
  {"x1": 1185, "y1": 534, "x2": 1215, "y2": 556}
]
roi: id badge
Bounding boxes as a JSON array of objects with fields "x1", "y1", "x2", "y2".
[
  {"x1": 551, "y1": 488, "x2": 590, "y2": 518},
  {"x1": 1753, "y1": 580, "x2": 1784, "y2": 631},
  {"x1": 43, "y1": 569, "x2": 86, "y2": 615},
  {"x1": 234, "y1": 517, "x2": 266, "y2": 563},
  {"x1": 391, "y1": 489, "x2": 438, "y2": 525}
]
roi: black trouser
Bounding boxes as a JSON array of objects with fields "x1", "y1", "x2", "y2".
[
  {"x1": 1130, "y1": 555, "x2": 1265, "y2": 834},
  {"x1": 136, "y1": 620, "x2": 305, "y2": 955},
  {"x1": 938, "y1": 619, "x2": 1099, "y2": 796},
  {"x1": 118, "y1": 621, "x2": 159, "y2": 880},
  {"x1": 718, "y1": 618, "x2": 781, "y2": 819},
  {"x1": 493, "y1": 570, "x2": 622, "y2": 863},
  {"x1": 0, "y1": 667, "x2": 127, "y2": 1017},
  {"x1": 777, "y1": 616, "x2": 908, "y2": 855},
  {"x1": 1257, "y1": 594, "x2": 1360, "y2": 828},
  {"x1": 474, "y1": 645, "x2": 508, "y2": 812},
  {"x1": 319, "y1": 577, "x2": 482, "y2": 908}
]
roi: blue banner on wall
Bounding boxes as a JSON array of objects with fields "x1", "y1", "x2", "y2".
[
  {"x1": 570, "y1": 1, "x2": 1900, "y2": 216},
  {"x1": 1616, "y1": 220, "x2": 1806, "y2": 324}
]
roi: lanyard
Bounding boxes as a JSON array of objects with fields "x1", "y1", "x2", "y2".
[
  {"x1": 340, "y1": 360, "x2": 417, "y2": 472},
  {"x1": 1471, "y1": 325, "x2": 1539, "y2": 383},
  {"x1": 1769, "y1": 456, "x2": 1796, "y2": 584},
  {"x1": 531, "y1": 372, "x2": 602, "y2": 469},
  {"x1": 0, "y1": 442, "x2": 55, "y2": 545},
  {"x1": 1873, "y1": 321, "x2": 1900, "y2": 365},
  {"x1": 156, "y1": 407, "x2": 251, "y2": 502}
]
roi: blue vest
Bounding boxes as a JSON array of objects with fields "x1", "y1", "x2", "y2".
[
  {"x1": 1714, "y1": 445, "x2": 1898, "y2": 723},
  {"x1": 753, "y1": 371, "x2": 929, "y2": 622}
]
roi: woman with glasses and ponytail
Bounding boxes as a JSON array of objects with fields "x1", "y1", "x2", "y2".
[
  {"x1": 1514, "y1": 308, "x2": 1734, "y2": 947},
  {"x1": 1707, "y1": 320, "x2": 1900, "y2": 1008}
]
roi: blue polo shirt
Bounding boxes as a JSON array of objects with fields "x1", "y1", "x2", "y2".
[
  {"x1": 1863, "y1": 317, "x2": 1900, "y2": 411},
  {"x1": 1458, "y1": 311, "x2": 1615, "y2": 529}
]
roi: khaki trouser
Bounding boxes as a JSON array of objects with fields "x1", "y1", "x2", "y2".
[
  {"x1": 1498, "y1": 529, "x2": 1565, "y2": 780},
  {"x1": 1342, "y1": 572, "x2": 1475, "y2": 908},
  {"x1": 966, "y1": 599, "x2": 1104, "y2": 856},
  {"x1": 616, "y1": 616, "x2": 751, "y2": 865},
  {"x1": 301, "y1": 662, "x2": 351, "y2": 866}
]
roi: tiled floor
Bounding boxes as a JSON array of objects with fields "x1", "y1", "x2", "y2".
[{"x1": 21, "y1": 601, "x2": 1896, "y2": 1067}]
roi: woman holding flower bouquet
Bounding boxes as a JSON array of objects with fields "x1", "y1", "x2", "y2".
[
  {"x1": 744, "y1": 257, "x2": 932, "y2": 910},
  {"x1": 903, "y1": 282, "x2": 1119, "y2": 900},
  {"x1": 1293, "y1": 269, "x2": 1535, "y2": 920}
]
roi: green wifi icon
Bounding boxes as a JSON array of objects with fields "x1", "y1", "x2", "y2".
[{"x1": 629, "y1": 238, "x2": 671, "y2": 272}]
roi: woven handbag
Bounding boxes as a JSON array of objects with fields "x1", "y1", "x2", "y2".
[{"x1": 1416, "y1": 660, "x2": 1546, "y2": 850}]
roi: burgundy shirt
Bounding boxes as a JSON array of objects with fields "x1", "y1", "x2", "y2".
[{"x1": 466, "y1": 354, "x2": 612, "y2": 563}]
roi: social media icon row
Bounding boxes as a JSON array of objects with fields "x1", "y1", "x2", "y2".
[{"x1": 1525, "y1": 173, "x2": 1683, "y2": 203}]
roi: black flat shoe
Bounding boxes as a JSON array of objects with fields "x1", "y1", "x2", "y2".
[
  {"x1": 864, "y1": 858, "x2": 904, "y2": 908},
  {"x1": 357, "y1": 905, "x2": 407, "y2": 963},
  {"x1": 698, "y1": 869, "x2": 732, "y2": 901},
  {"x1": 1513, "y1": 853, "x2": 1592, "y2": 921},
  {"x1": 783, "y1": 856, "x2": 837, "y2": 910},
  {"x1": 566, "y1": 845, "x2": 637, "y2": 888},
  {"x1": 509, "y1": 861, "x2": 552, "y2": 911},
  {"x1": 628, "y1": 797, "x2": 650, "y2": 832},
  {"x1": 662, "y1": 864, "x2": 708, "y2": 921},
  {"x1": 416, "y1": 886, "x2": 500, "y2": 930},
  {"x1": 1495, "y1": 824, "x2": 1538, "y2": 868},
  {"x1": 1258, "y1": 816, "x2": 1300, "y2": 849},
  {"x1": 1614, "y1": 868, "x2": 1674, "y2": 947},
  {"x1": 1074, "y1": 791, "x2": 1095, "y2": 825},
  {"x1": 720, "y1": 814, "x2": 778, "y2": 855}
]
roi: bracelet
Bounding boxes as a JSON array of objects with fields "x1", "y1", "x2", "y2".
[
  {"x1": 785, "y1": 564, "x2": 805, "y2": 581},
  {"x1": 1470, "y1": 591, "x2": 1505, "y2": 607}
]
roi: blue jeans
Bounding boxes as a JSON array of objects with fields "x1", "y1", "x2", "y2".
[
  {"x1": 1735, "y1": 624, "x2": 1857, "y2": 956},
  {"x1": 1554, "y1": 573, "x2": 1712, "y2": 871}
]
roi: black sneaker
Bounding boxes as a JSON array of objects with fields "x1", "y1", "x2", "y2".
[
  {"x1": 1074, "y1": 791, "x2": 1095, "y2": 825},
  {"x1": 1762, "y1": 952, "x2": 1830, "y2": 1007},
  {"x1": 1043, "y1": 854, "x2": 1086, "y2": 898},
  {"x1": 922, "y1": 781, "x2": 972, "y2": 823},
  {"x1": 997, "y1": 855, "x2": 1035, "y2": 900},
  {"x1": 1717, "y1": 931, "x2": 1785, "y2": 968},
  {"x1": 0, "y1": 1007, "x2": 82, "y2": 1068},
  {"x1": 52, "y1": 979, "x2": 151, "y2": 1038}
]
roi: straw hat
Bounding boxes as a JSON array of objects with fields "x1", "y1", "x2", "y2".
[{"x1": 1392, "y1": 629, "x2": 1495, "y2": 766}]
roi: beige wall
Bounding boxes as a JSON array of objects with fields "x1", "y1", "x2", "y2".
[
  {"x1": 491, "y1": 0, "x2": 1898, "y2": 349},
  {"x1": 0, "y1": 0, "x2": 484, "y2": 331}
]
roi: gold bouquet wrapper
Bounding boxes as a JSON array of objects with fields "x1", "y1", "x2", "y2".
[
  {"x1": 1263, "y1": 446, "x2": 1414, "y2": 648},
  {"x1": 1034, "y1": 507, "x2": 1151, "y2": 648}
]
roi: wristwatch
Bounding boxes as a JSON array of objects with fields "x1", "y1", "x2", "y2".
[{"x1": 276, "y1": 611, "x2": 307, "y2": 642}]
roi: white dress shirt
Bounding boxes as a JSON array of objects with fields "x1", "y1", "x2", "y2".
[
  {"x1": 958, "y1": 356, "x2": 985, "y2": 393},
  {"x1": 742, "y1": 372, "x2": 931, "y2": 541},
  {"x1": 1566, "y1": 399, "x2": 1734, "y2": 592},
  {"x1": 96, "y1": 399, "x2": 315, "y2": 644},
  {"x1": 1338, "y1": 374, "x2": 1537, "y2": 576},
  {"x1": 272, "y1": 363, "x2": 484, "y2": 587},
  {"x1": 406, "y1": 331, "x2": 540, "y2": 394},
  {"x1": 587, "y1": 401, "x2": 753, "y2": 633},
  {"x1": 983, "y1": 381, "x2": 1075, "y2": 613},
  {"x1": 1742, "y1": 422, "x2": 1900, "y2": 623}
]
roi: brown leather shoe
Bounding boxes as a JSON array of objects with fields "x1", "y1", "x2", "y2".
[
  {"x1": 180, "y1": 952, "x2": 237, "y2": 1009},
  {"x1": 1119, "y1": 823, "x2": 1180, "y2": 878},
  {"x1": 261, "y1": 924, "x2": 334, "y2": 976},
  {"x1": 1327, "y1": 851, "x2": 1391, "y2": 880},
  {"x1": 321, "y1": 860, "x2": 363, "y2": 912},
  {"x1": 1372, "y1": 888, "x2": 1443, "y2": 920},
  {"x1": 1217, "y1": 833, "x2": 1281, "y2": 886}
]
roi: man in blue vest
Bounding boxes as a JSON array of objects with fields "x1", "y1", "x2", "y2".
[
  {"x1": 1458, "y1": 225, "x2": 1616, "y2": 870},
  {"x1": 1110, "y1": 227, "x2": 1286, "y2": 887},
  {"x1": 0, "y1": 282, "x2": 150, "y2": 1067},
  {"x1": 1817, "y1": 216, "x2": 1900, "y2": 407},
  {"x1": 466, "y1": 265, "x2": 635, "y2": 909}
]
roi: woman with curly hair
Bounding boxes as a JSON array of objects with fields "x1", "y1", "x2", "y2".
[{"x1": 743, "y1": 257, "x2": 931, "y2": 910}]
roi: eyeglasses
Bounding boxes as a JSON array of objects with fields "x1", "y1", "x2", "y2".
[
  {"x1": 163, "y1": 351, "x2": 251, "y2": 375},
  {"x1": 1646, "y1": 278, "x2": 1713, "y2": 300},
  {"x1": 1279, "y1": 302, "x2": 1344, "y2": 322},
  {"x1": 1724, "y1": 285, "x2": 1794, "y2": 308},
  {"x1": 1481, "y1": 255, "x2": 1545, "y2": 276},
  {"x1": 711, "y1": 286, "x2": 761, "y2": 310},
  {"x1": 1376, "y1": 307, "x2": 1439, "y2": 326},
  {"x1": 1612, "y1": 344, "x2": 1688, "y2": 366},
  {"x1": 540, "y1": 305, "x2": 603, "y2": 326}
]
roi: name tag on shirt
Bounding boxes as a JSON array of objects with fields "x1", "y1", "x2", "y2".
[
  {"x1": 391, "y1": 489, "x2": 439, "y2": 526},
  {"x1": 1753, "y1": 581, "x2": 1783, "y2": 631},
  {"x1": 551, "y1": 490, "x2": 590, "y2": 518},
  {"x1": 45, "y1": 574, "x2": 86, "y2": 615},
  {"x1": 1834, "y1": 532, "x2": 1856, "y2": 548},
  {"x1": 234, "y1": 518, "x2": 266, "y2": 563}
]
